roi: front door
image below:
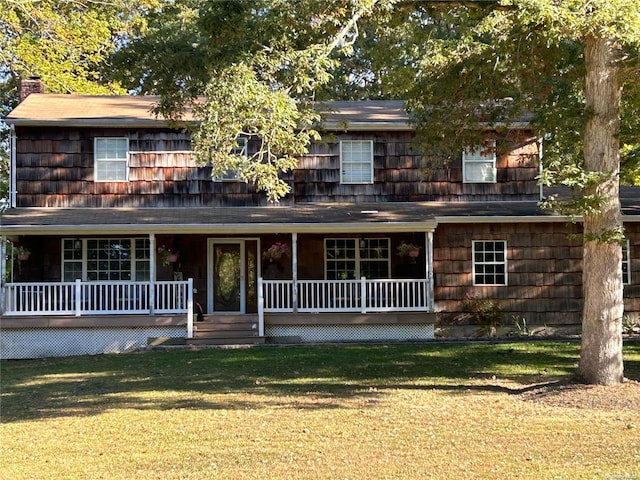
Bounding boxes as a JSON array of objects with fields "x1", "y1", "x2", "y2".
[{"x1": 209, "y1": 240, "x2": 258, "y2": 313}]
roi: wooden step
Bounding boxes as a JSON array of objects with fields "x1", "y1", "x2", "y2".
[
  {"x1": 194, "y1": 321, "x2": 258, "y2": 333},
  {"x1": 191, "y1": 314, "x2": 260, "y2": 343},
  {"x1": 187, "y1": 336, "x2": 266, "y2": 346},
  {"x1": 198, "y1": 314, "x2": 258, "y2": 324},
  {"x1": 194, "y1": 329, "x2": 259, "y2": 339}
]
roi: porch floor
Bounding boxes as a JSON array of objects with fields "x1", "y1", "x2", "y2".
[{"x1": 0, "y1": 314, "x2": 186, "y2": 329}]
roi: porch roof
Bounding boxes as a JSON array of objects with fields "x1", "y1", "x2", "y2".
[{"x1": 1, "y1": 201, "x2": 575, "y2": 236}]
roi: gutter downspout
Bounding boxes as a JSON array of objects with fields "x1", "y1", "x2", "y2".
[
  {"x1": 0, "y1": 236, "x2": 6, "y2": 314},
  {"x1": 10, "y1": 124, "x2": 17, "y2": 208},
  {"x1": 538, "y1": 137, "x2": 544, "y2": 202}
]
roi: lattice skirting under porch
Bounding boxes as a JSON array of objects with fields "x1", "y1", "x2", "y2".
[
  {"x1": 0, "y1": 327, "x2": 186, "y2": 359},
  {"x1": 266, "y1": 324, "x2": 434, "y2": 343}
]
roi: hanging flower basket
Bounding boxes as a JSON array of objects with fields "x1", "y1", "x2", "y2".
[
  {"x1": 397, "y1": 242, "x2": 421, "y2": 258},
  {"x1": 263, "y1": 241, "x2": 290, "y2": 262},
  {"x1": 158, "y1": 246, "x2": 178, "y2": 267},
  {"x1": 15, "y1": 246, "x2": 30, "y2": 262}
]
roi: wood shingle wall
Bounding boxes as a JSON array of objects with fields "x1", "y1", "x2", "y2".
[
  {"x1": 15, "y1": 127, "x2": 540, "y2": 207},
  {"x1": 15, "y1": 127, "x2": 276, "y2": 207},
  {"x1": 434, "y1": 222, "x2": 640, "y2": 327},
  {"x1": 295, "y1": 131, "x2": 540, "y2": 203}
]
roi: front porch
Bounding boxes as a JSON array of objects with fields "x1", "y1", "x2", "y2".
[
  {"x1": 0, "y1": 205, "x2": 439, "y2": 357},
  {"x1": 1, "y1": 277, "x2": 434, "y2": 358}
]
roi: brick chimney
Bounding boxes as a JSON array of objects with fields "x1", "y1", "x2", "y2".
[{"x1": 20, "y1": 76, "x2": 45, "y2": 101}]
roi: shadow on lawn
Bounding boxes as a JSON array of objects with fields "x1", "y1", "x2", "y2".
[{"x1": 1, "y1": 342, "x2": 638, "y2": 422}]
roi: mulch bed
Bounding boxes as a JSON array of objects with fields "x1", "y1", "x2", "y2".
[{"x1": 518, "y1": 378, "x2": 640, "y2": 411}]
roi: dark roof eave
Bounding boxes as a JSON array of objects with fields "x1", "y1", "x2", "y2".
[{"x1": 6, "y1": 119, "x2": 192, "y2": 128}]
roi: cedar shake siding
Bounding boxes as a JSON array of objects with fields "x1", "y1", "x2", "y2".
[
  {"x1": 294, "y1": 131, "x2": 539, "y2": 203},
  {"x1": 14, "y1": 127, "x2": 277, "y2": 208},
  {"x1": 434, "y1": 222, "x2": 640, "y2": 326},
  {"x1": 15, "y1": 126, "x2": 539, "y2": 208}
]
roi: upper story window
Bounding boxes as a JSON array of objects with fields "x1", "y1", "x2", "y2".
[
  {"x1": 623, "y1": 239, "x2": 631, "y2": 285},
  {"x1": 340, "y1": 140, "x2": 373, "y2": 184},
  {"x1": 472, "y1": 240, "x2": 507, "y2": 285},
  {"x1": 463, "y1": 141, "x2": 496, "y2": 183},
  {"x1": 94, "y1": 137, "x2": 129, "y2": 182},
  {"x1": 325, "y1": 238, "x2": 390, "y2": 280},
  {"x1": 216, "y1": 137, "x2": 247, "y2": 181}
]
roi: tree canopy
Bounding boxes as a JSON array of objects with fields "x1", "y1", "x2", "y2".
[
  {"x1": 111, "y1": 0, "x2": 390, "y2": 200},
  {"x1": 0, "y1": 0, "x2": 158, "y2": 199},
  {"x1": 393, "y1": 0, "x2": 640, "y2": 384}
]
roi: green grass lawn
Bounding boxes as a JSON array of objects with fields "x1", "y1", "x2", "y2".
[{"x1": 1, "y1": 342, "x2": 639, "y2": 480}]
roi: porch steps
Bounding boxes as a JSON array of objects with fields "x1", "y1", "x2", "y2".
[{"x1": 187, "y1": 314, "x2": 265, "y2": 346}]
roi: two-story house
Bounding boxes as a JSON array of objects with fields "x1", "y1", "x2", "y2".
[{"x1": 2, "y1": 78, "x2": 639, "y2": 358}]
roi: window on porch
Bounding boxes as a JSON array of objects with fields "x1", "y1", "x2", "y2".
[
  {"x1": 325, "y1": 238, "x2": 390, "y2": 280},
  {"x1": 62, "y1": 238, "x2": 150, "y2": 281}
]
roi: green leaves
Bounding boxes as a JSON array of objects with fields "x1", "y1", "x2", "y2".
[
  {"x1": 191, "y1": 64, "x2": 320, "y2": 202},
  {"x1": 0, "y1": 0, "x2": 159, "y2": 95},
  {"x1": 115, "y1": 0, "x2": 388, "y2": 201}
]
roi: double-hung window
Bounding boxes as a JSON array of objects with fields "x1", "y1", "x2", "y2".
[
  {"x1": 95, "y1": 137, "x2": 129, "y2": 182},
  {"x1": 340, "y1": 140, "x2": 374, "y2": 184},
  {"x1": 472, "y1": 240, "x2": 507, "y2": 285},
  {"x1": 217, "y1": 137, "x2": 247, "y2": 181},
  {"x1": 463, "y1": 141, "x2": 496, "y2": 183},
  {"x1": 325, "y1": 238, "x2": 390, "y2": 280}
]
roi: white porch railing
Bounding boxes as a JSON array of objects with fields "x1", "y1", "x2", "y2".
[
  {"x1": 262, "y1": 277, "x2": 430, "y2": 313},
  {"x1": 3, "y1": 279, "x2": 193, "y2": 317}
]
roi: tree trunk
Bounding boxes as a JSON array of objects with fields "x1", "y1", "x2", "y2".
[{"x1": 578, "y1": 35, "x2": 624, "y2": 385}]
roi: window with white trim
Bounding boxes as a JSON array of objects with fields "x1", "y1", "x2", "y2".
[
  {"x1": 340, "y1": 140, "x2": 374, "y2": 184},
  {"x1": 623, "y1": 239, "x2": 631, "y2": 285},
  {"x1": 216, "y1": 137, "x2": 247, "y2": 181},
  {"x1": 62, "y1": 238, "x2": 150, "y2": 281},
  {"x1": 325, "y1": 238, "x2": 390, "y2": 280},
  {"x1": 472, "y1": 240, "x2": 507, "y2": 285},
  {"x1": 94, "y1": 137, "x2": 129, "y2": 182},
  {"x1": 463, "y1": 141, "x2": 496, "y2": 183}
]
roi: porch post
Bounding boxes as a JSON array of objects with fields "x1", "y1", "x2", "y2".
[
  {"x1": 149, "y1": 233, "x2": 156, "y2": 314},
  {"x1": 292, "y1": 232, "x2": 298, "y2": 312},
  {"x1": 426, "y1": 231, "x2": 434, "y2": 311},
  {"x1": 361, "y1": 276, "x2": 367, "y2": 313},
  {"x1": 0, "y1": 236, "x2": 6, "y2": 314},
  {"x1": 187, "y1": 277, "x2": 194, "y2": 339},
  {"x1": 257, "y1": 276, "x2": 265, "y2": 336},
  {"x1": 75, "y1": 279, "x2": 82, "y2": 316}
]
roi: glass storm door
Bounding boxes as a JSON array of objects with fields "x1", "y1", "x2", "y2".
[
  {"x1": 212, "y1": 242, "x2": 243, "y2": 312},
  {"x1": 210, "y1": 240, "x2": 258, "y2": 314}
]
